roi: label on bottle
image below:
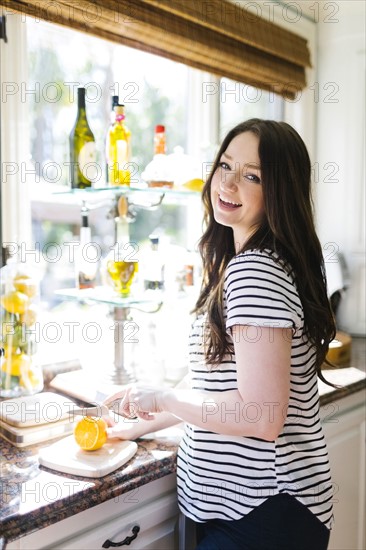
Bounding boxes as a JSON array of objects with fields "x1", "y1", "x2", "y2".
[{"x1": 79, "y1": 142, "x2": 97, "y2": 181}]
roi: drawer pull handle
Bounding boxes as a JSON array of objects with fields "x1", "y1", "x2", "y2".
[{"x1": 102, "y1": 525, "x2": 140, "y2": 547}]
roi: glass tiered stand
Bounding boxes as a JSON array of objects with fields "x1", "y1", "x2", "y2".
[
  {"x1": 54, "y1": 287, "x2": 162, "y2": 384},
  {"x1": 53, "y1": 185, "x2": 198, "y2": 385}
]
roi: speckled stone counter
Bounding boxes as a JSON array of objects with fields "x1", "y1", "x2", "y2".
[
  {"x1": 1, "y1": 338, "x2": 365, "y2": 547},
  {"x1": 317, "y1": 337, "x2": 366, "y2": 405},
  {"x1": 0, "y1": 428, "x2": 182, "y2": 547}
]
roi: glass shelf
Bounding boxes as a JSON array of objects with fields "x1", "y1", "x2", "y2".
[
  {"x1": 55, "y1": 286, "x2": 162, "y2": 311},
  {"x1": 52, "y1": 184, "x2": 201, "y2": 199}
]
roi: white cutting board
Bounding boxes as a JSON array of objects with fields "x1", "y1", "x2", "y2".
[{"x1": 39, "y1": 435, "x2": 138, "y2": 478}]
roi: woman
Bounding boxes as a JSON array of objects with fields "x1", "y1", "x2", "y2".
[{"x1": 104, "y1": 119, "x2": 336, "y2": 549}]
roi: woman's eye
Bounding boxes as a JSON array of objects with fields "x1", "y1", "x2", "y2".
[
  {"x1": 219, "y1": 161, "x2": 231, "y2": 170},
  {"x1": 244, "y1": 173, "x2": 261, "y2": 183}
]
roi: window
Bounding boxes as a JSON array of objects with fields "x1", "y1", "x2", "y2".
[
  {"x1": 219, "y1": 77, "x2": 284, "y2": 140},
  {"x1": 26, "y1": 19, "x2": 193, "y2": 303},
  {"x1": 1, "y1": 12, "x2": 288, "y2": 376},
  {"x1": 27, "y1": 19, "x2": 189, "y2": 186}
]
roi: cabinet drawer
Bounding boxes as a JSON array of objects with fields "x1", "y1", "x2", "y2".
[
  {"x1": 52, "y1": 492, "x2": 179, "y2": 550},
  {"x1": 7, "y1": 475, "x2": 177, "y2": 550}
]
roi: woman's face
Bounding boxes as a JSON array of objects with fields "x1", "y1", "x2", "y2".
[{"x1": 210, "y1": 131, "x2": 265, "y2": 250}]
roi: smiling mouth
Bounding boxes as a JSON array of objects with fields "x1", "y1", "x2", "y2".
[{"x1": 219, "y1": 195, "x2": 242, "y2": 208}]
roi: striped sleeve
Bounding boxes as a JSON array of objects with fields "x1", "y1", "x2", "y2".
[{"x1": 224, "y1": 250, "x2": 302, "y2": 333}]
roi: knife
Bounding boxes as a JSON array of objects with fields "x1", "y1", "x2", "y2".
[{"x1": 71, "y1": 405, "x2": 110, "y2": 418}]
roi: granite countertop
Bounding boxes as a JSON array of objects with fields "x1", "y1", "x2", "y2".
[
  {"x1": 0, "y1": 427, "x2": 182, "y2": 547},
  {"x1": 1, "y1": 338, "x2": 365, "y2": 547},
  {"x1": 317, "y1": 336, "x2": 366, "y2": 404}
]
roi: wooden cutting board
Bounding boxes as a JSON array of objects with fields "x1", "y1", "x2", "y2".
[{"x1": 39, "y1": 435, "x2": 138, "y2": 478}]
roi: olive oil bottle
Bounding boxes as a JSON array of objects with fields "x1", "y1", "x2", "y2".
[
  {"x1": 69, "y1": 87, "x2": 96, "y2": 189},
  {"x1": 106, "y1": 104, "x2": 131, "y2": 186}
]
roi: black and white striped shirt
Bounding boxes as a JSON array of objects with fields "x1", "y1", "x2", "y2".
[{"x1": 177, "y1": 249, "x2": 334, "y2": 529}]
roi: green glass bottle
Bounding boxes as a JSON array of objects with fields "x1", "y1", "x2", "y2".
[{"x1": 69, "y1": 87, "x2": 96, "y2": 189}]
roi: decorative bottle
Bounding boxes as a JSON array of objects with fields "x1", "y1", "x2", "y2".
[
  {"x1": 143, "y1": 125, "x2": 173, "y2": 189},
  {"x1": 105, "y1": 96, "x2": 119, "y2": 184},
  {"x1": 106, "y1": 104, "x2": 131, "y2": 186},
  {"x1": 104, "y1": 198, "x2": 138, "y2": 296},
  {"x1": 154, "y1": 125, "x2": 166, "y2": 155},
  {"x1": 143, "y1": 235, "x2": 165, "y2": 291},
  {"x1": 69, "y1": 87, "x2": 96, "y2": 189},
  {"x1": 76, "y1": 205, "x2": 98, "y2": 290}
]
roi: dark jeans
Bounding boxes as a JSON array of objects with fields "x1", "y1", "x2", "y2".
[{"x1": 195, "y1": 493, "x2": 330, "y2": 550}]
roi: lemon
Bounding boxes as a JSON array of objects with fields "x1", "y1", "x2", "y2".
[
  {"x1": 182, "y1": 178, "x2": 205, "y2": 192},
  {"x1": 1, "y1": 352, "x2": 31, "y2": 377},
  {"x1": 1, "y1": 291, "x2": 30, "y2": 315},
  {"x1": 74, "y1": 416, "x2": 108, "y2": 451},
  {"x1": 13, "y1": 277, "x2": 37, "y2": 298},
  {"x1": 20, "y1": 304, "x2": 38, "y2": 326}
]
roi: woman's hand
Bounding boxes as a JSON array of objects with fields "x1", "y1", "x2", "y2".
[
  {"x1": 104, "y1": 413, "x2": 140, "y2": 441},
  {"x1": 104, "y1": 385, "x2": 168, "y2": 421},
  {"x1": 102, "y1": 375, "x2": 190, "y2": 441}
]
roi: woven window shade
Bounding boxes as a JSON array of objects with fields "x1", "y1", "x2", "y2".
[{"x1": 1, "y1": 0, "x2": 311, "y2": 98}]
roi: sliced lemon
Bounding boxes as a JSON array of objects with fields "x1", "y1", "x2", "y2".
[
  {"x1": 182, "y1": 178, "x2": 205, "y2": 192},
  {"x1": 74, "y1": 416, "x2": 108, "y2": 451}
]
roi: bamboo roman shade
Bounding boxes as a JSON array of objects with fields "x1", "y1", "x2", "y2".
[{"x1": 1, "y1": 0, "x2": 311, "y2": 97}]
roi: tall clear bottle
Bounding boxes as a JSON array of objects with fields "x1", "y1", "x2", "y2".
[
  {"x1": 76, "y1": 206, "x2": 98, "y2": 290},
  {"x1": 69, "y1": 87, "x2": 96, "y2": 189},
  {"x1": 143, "y1": 235, "x2": 165, "y2": 291},
  {"x1": 106, "y1": 104, "x2": 131, "y2": 186}
]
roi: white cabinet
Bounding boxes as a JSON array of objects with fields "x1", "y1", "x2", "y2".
[
  {"x1": 7, "y1": 474, "x2": 179, "y2": 550},
  {"x1": 321, "y1": 391, "x2": 366, "y2": 550}
]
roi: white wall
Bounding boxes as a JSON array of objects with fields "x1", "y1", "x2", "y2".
[{"x1": 315, "y1": 0, "x2": 365, "y2": 335}]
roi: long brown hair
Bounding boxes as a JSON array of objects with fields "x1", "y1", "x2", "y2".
[{"x1": 195, "y1": 119, "x2": 336, "y2": 385}]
